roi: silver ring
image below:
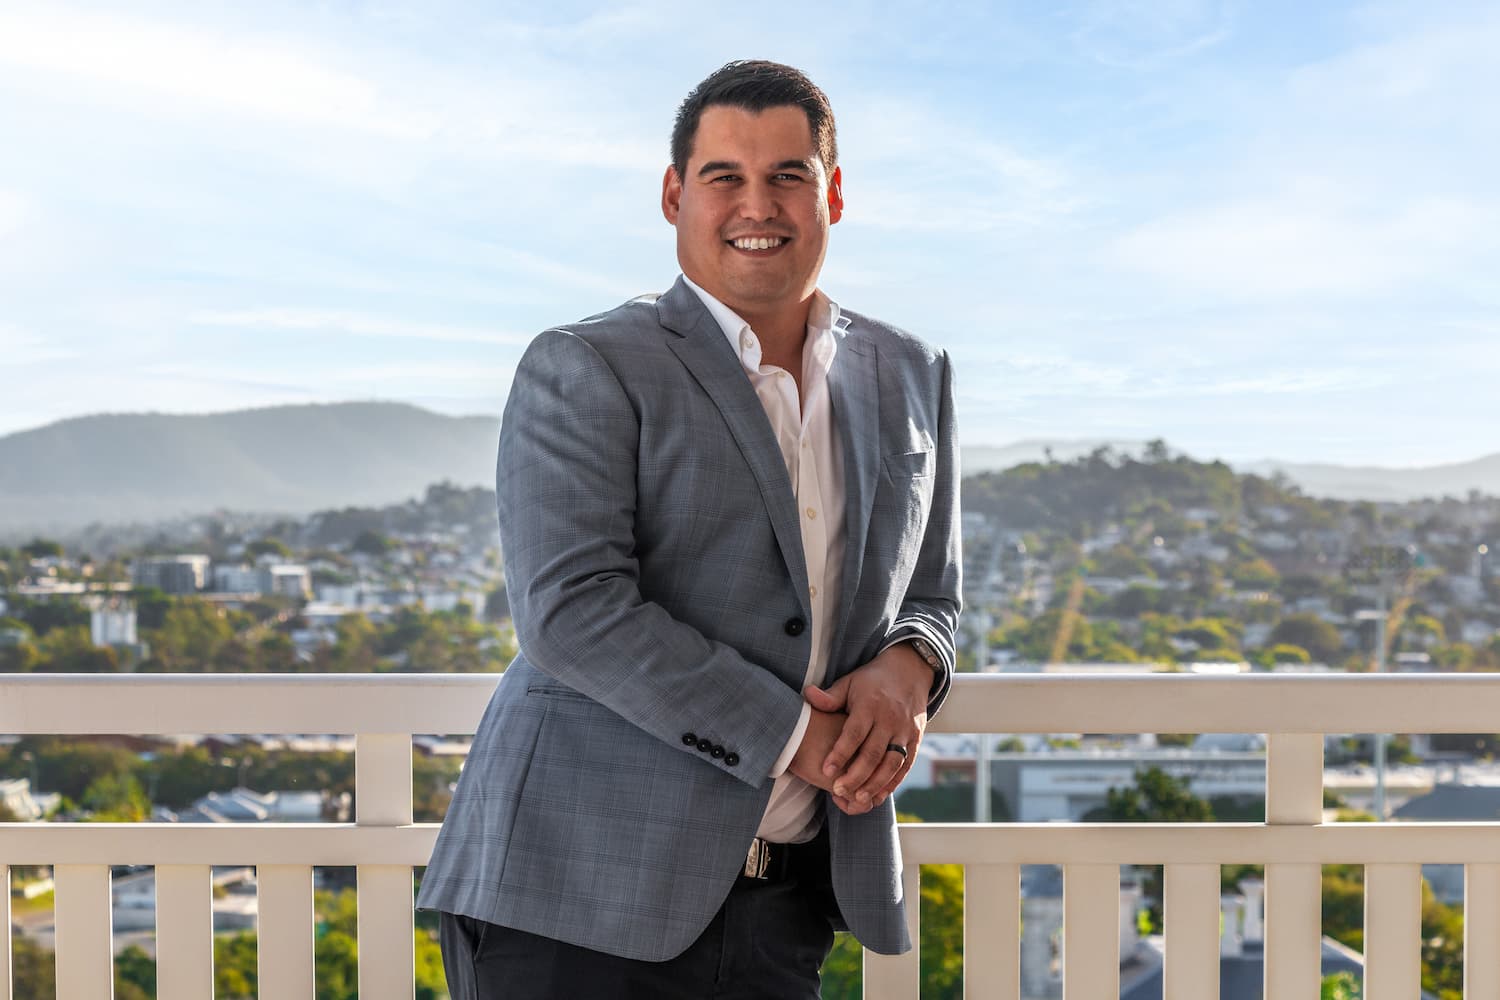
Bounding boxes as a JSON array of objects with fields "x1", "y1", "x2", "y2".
[{"x1": 886, "y1": 743, "x2": 909, "y2": 760}]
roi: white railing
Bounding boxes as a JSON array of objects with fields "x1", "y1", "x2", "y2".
[{"x1": 6, "y1": 673, "x2": 1500, "y2": 999}]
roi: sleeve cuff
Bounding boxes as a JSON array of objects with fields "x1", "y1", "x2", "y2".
[{"x1": 770, "y1": 702, "x2": 813, "y2": 778}]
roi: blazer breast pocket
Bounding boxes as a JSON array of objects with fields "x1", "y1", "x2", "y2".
[{"x1": 882, "y1": 449, "x2": 935, "y2": 483}]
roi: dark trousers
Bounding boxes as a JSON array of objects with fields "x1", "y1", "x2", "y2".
[{"x1": 439, "y1": 832, "x2": 839, "y2": 999}]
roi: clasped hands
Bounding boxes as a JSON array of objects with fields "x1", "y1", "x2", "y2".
[{"x1": 788, "y1": 642, "x2": 932, "y2": 816}]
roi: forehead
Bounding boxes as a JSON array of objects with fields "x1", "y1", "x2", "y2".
[{"x1": 689, "y1": 104, "x2": 823, "y2": 172}]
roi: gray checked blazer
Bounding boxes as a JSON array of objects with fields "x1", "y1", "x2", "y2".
[{"x1": 417, "y1": 277, "x2": 961, "y2": 961}]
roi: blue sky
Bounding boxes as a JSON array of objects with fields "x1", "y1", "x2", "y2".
[{"x1": 1, "y1": 1, "x2": 1495, "y2": 466}]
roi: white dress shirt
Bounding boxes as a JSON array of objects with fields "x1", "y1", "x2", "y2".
[{"x1": 683, "y1": 275, "x2": 847, "y2": 843}]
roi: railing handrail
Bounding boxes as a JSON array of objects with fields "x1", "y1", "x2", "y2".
[{"x1": 4, "y1": 671, "x2": 1500, "y2": 734}]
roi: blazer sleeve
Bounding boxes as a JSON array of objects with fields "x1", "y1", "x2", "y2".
[
  {"x1": 497, "y1": 328, "x2": 805, "y2": 788},
  {"x1": 882, "y1": 349, "x2": 962, "y2": 717}
]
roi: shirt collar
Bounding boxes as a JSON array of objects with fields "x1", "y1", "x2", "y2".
[{"x1": 681, "y1": 274, "x2": 845, "y2": 376}]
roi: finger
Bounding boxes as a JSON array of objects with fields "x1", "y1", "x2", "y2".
[
  {"x1": 831, "y1": 729, "x2": 893, "y2": 798},
  {"x1": 851, "y1": 744, "x2": 908, "y2": 804},
  {"x1": 803, "y1": 683, "x2": 843, "y2": 713},
  {"x1": 873, "y1": 731, "x2": 924, "y2": 799},
  {"x1": 822, "y1": 711, "x2": 875, "y2": 783},
  {"x1": 832, "y1": 791, "x2": 868, "y2": 816}
]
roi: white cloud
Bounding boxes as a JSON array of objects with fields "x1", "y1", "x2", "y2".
[
  {"x1": 1110, "y1": 190, "x2": 1492, "y2": 298},
  {"x1": 0, "y1": 190, "x2": 31, "y2": 239},
  {"x1": 1071, "y1": 0, "x2": 1236, "y2": 70},
  {"x1": 0, "y1": 7, "x2": 435, "y2": 138},
  {"x1": 0, "y1": 323, "x2": 78, "y2": 366},
  {"x1": 840, "y1": 99, "x2": 1084, "y2": 235},
  {"x1": 193, "y1": 308, "x2": 531, "y2": 346}
]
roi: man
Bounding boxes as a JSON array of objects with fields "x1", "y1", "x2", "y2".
[{"x1": 418, "y1": 60, "x2": 960, "y2": 998}]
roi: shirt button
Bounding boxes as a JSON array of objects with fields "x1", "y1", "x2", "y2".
[
  {"x1": 805, "y1": 507, "x2": 817, "y2": 520},
  {"x1": 809, "y1": 585, "x2": 818, "y2": 598},
  {"x1": 740, "y1": 333, "x2": 753, "y2": 350}
]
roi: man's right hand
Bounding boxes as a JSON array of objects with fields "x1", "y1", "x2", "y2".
[{"x1": 787, "y1": 703, "x2": 872, "y2": 815}]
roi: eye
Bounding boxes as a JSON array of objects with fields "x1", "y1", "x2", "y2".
[
  {"x1": 773, "y1": 173, "x2": 805, "y2": 183},
  {"x1": 709, "y1": 174, "x2": 740, "y2": 184}
]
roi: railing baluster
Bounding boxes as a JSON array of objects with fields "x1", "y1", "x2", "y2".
[
  {"x1": 1265, "y1": 732, "x2": 1323, "y2": 999},
  {"x1": 1, "y1": 862, "x2": 11, "y2": 1000},
  {"x1": 156, "y1": 864, "x2": 214, "y2": 1000},
  {"x1": 258, "y1": 863, "x2": 316, "y2": 1000},
  {"x1": 1467, "y1": 864, "x2": 1500, "y2": 996},
  {"x1": 1164, "y1": 863, "x2": 1219, "y2": 1000},
  {"x1": 963, "y1": 862, "x2": 1019, "y2": 999},
  {"x1": 355, "y1": 733, "x2": 415, "y2": 1000},
  {"x1": 1363, "y1": 863, "x2": 1421, "y2": 1000},
  {"x1": 863, "y1": 863, "x2": 921, "y2": 1000},
  {"x1": 54, "y1": 864, "x2": 113, "y2": 999},
  {"x1": 1064, "y1": 863, "x2": 1119, "y2": 999}
]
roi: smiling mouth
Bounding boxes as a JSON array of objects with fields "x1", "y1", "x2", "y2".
[{"x1": 726, "y1": 236, "x2": 790, "y2": 252}]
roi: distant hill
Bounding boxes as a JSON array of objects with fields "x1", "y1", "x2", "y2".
[
  {"x1": 0, "y1": 403, "x2": 499, "y2": 535},
  {"x1": 0, "y1": 404, "x2": 1494, "y2": 535},
  {"x1": 1242, "y1": 455, "x2": 1500, "y2": 502}
]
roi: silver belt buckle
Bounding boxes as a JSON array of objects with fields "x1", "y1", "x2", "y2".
[{"x1": 744, "y1": 837, "x2": 771, "y2": 879}]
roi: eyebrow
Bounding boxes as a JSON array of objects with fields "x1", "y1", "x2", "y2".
[{"x1": 695, "y1": 158, "x2": 817, "y2": 177}]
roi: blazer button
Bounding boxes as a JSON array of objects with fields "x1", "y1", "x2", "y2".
[
  {"x1": 696, "y1": 738, "x2": 713, "y2": 753},
  {"x1": 784, "y1": 616, "x2": 806, "y2": 636},
  {"x1": 710, "y1": 745, "x2": 725, "y2": 759},
  {"x1": 682, "y1": 732, "x2": 698, "y2": 746},
  {"x1": 724, "y1": 752, "x2": 740, "y2": 767}
]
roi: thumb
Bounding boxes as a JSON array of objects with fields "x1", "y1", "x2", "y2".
[{"x1": 804, "y1": 676, "x2": 850, "y2": 712}]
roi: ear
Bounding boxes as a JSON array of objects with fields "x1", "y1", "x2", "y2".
[
  {"x1": 827, "y1": 166, "x2": 844, "y2": 225},
  {"x1": 661, "y1": 165, "x2": 683, "y2": 224}
]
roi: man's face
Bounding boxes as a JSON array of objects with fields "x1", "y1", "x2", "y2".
[{"x1": 662, "y1": 104, "x2": 843, "y2": 320}]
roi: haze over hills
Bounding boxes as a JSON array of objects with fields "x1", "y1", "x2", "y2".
[
  {"x1": 0, "y1": 403, "x2": 1495, "y2": 534},
  {"x1": 0, "y1": 403, "x2": 498, "y2": 534}
]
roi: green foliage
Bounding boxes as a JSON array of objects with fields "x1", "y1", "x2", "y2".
[
  {"x1": 246, "y1": 537, "x2": 292, "y2": 560},
  {"x1": 82, "y1": 772, "x2": 150, "y2": 821},
  {"x1": 1322, "y1": 971, "x2": 1362, "y2": 999},
  {"x1": 147, "y1": 599, "x2": 236, "y2": 671},
  {"x1": 34, "y1": 624, "x2": 119, "y2": 672},
  {"x1": 115, "y1": 944, "x2": 156, "y2": 996},
  {"x1": 821, "y1": 862, "x2": 966, "y2": 1000},
  {"x1": 352, "y1": 529, "x2": 396, "y2": 555},
  {"x1": 216, "y1": 932, "x2": 258, "y2": 998},
  {"x1": 991, "y1": 609, "x2": 1141, "y2": 663},
  {"x1": 1269, "y1": 614, "x2": 1346, "y2": 664},
  {"x1": 1093, "y1": 767, "x2": 1214, "y2": 823},
  {"x1": 12, "y1": 597, "x2": 89, "y2": 638},
  {"x1": 894, "y1": 783, "x2": 1011, "y2": 822},
  {"x1": 21, "y1": 538, "x2": 64, "y2": 559}
]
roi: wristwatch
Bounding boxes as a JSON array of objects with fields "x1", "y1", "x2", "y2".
[{"x1": 908, "y1": 636, "x2": 942, "y2": 674}]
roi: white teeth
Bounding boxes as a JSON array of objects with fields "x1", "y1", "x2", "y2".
[{"x1": 733, "y1": 237, "x2": 785, "y2": 250}]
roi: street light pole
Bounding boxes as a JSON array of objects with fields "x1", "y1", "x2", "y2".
[{"x1": 1373, "y1": 586, "x2": 1388, "y2": 819}]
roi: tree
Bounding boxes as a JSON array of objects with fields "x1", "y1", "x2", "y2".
[
  {"x1": 246, "y1": 537, "x2": 292, "y2": 560},
  {"x1": 1269, "y1": 614, "x2": 1345, "y2": 664},
  {"x1": 1096, "y1": 767, "x2": 1214, "y2": 823},
  {"x1": 1322, "y1": 971, "x2": 1362, "y2": 999},
  {"x1": 11, "y1": 937, "x2": 57, "y2": 1000},
  {"x1": 82, "y1": 772, "x2": 149, "y2": 821},
  {"x1": 35, "y1": 625, "x2": 119, "y2": 672},
  {"x1": 20, "y1": 538, "x2": 63, "y2": 559}
]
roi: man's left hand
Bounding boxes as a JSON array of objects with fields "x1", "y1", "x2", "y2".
[{"x1": 803, "y1": 643, "x2": 932, "y2": 812}]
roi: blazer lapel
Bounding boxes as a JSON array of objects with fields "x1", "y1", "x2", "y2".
[
  {"x1": 657, "y1": 279, "x2": 812, "y2": 607},
  {"x1": 827, "y1": 323, "x2": 879, "y2": 672}
]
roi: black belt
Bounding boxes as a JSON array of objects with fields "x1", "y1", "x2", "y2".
[{"x1": 741, "y1": 831, "x2": 826, "y2": 883}]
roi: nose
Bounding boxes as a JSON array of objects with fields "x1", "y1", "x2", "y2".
[{"x1": 737, "y1": 179, "x2": 778, "y2": 222}]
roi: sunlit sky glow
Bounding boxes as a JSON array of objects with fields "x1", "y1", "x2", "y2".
[{"x1": 2, "y1": 0, "x2": 1496, "y2": 466}]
